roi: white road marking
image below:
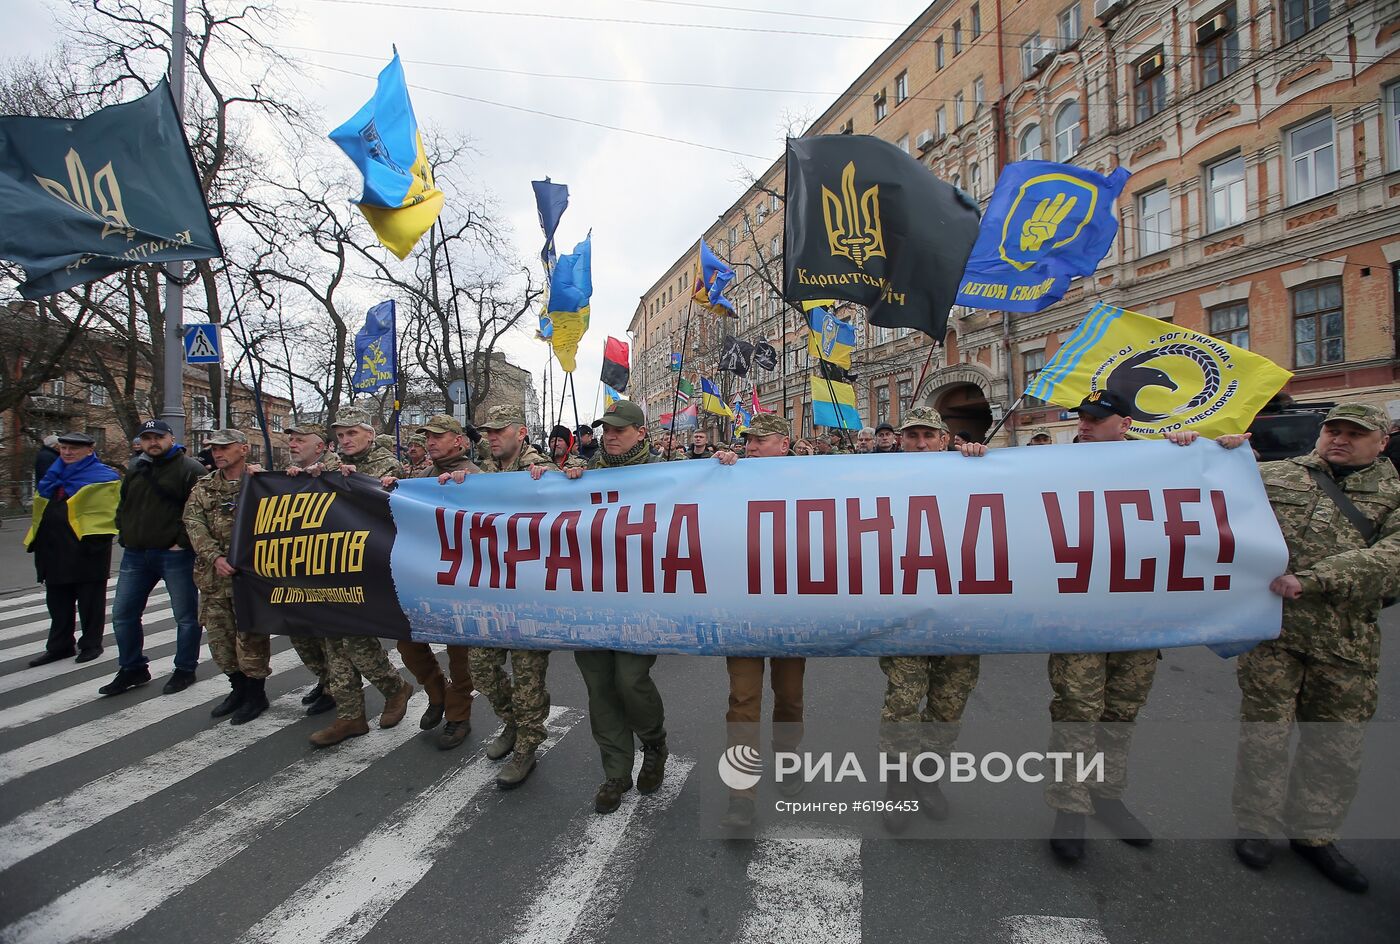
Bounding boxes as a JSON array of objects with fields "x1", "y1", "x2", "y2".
[
  {"x1": 0, "y1": 592, "x2": 168, "y2": 638},
  {"x1": 997, "y1": 915, "x2": 1111, "y2": 944},
  {"x1": 505, "y1": 755, "x2": 695, "y2": 944},
  {"x1": 0, "y1": 693, "x2": 433, "y2": 944},
  {"x1": 735, "y1": 823, "x2": 863, "y2": 944},
  {"x1": 235, "y1": 707, "x2": 586, "y2": 944},
  {"x1": 0, "y1": 616, "x2": 175, "y2": 692}
]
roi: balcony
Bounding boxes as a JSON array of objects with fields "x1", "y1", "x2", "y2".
[{"x1": 28, "y1": 394, "x2": 77, "y2": 416}]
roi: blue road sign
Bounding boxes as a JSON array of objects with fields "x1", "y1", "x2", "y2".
[{"x1": 183, "y1": 323, "x2": 221, "y2": 364}]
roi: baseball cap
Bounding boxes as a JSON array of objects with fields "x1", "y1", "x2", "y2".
[
  {"x1": 593, "y1": 400, "x2": 647, "y2": 429},
  {"x1": 329, "y1": 407, "x2": 375, "y2": 431},
  {"x1": 478, "y1": 404, "x2": 527, "y2": 430},
  {"x1": 417, "y1": 413, "x2": 465, "y2": 436},
  {"x1": 1075, "y1": 390, "x2": 1133, "y2": 419},
  {"x1": 138, "y1": 419, "x2": 173, "y2": 436},
  {"x1": 285, "y1": 421, "x2": 327, "y2": 439},
  {"x1": 874, "y1": 421, "x2": 895, "y2": 435},
  {"x1": 743, "y1": 413, "x2": 790, "y2": 438},
  {"x1": 897, "y1": 406, "x2": 949, "y2": 433},
  {"x1": 1323, "y1": 402, "x2": 1389, "y2": 431},
  {"x1": 205, "y1": 428, "x2": 248, "y2": 446}
]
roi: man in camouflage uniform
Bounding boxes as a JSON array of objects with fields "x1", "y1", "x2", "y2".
[
  {"x1": 713, "y1": 413, "x2": 804, "y2": 827},
  {"x1": 404, "y1": 434, "x2": 433, "y2": 477},
  {"x1": 183, "y1": 429, "x2": 272, "y2": 725},
  {"x1": 562, "y1": 400, "x2": 671, "y2": 814},
  {"x1": 878, "y1": 407, "x2": 981, "y2": 829},
  {"x1": 453, "y1": 405, "x2": 552, "y2": 787},
  {"x1": 1025, "y1": 427, "x2": 1054, "y2": 446},
  {"x1": 658, "y1": 430, "x2": 688, "y2": 462},
  {"x1": 281, "y1": 419, "x2": 414, "y2": 747},
  {"x1": 1231, "y1": 402, "x2": 1398, "y2": 893},
  {"x1": 373, "y1": 413, "x2": 479, "y2": 748},
  {"x1": 281, "y1": 421, "x2": 337, "y2": 715}
]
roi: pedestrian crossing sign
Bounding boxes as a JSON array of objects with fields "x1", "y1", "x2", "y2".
[{"x1": 183, "y1": 323, "x2": 221, "y2": 364}]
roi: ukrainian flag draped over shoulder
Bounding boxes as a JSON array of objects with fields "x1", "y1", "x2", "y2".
[
  {"x1": 548, "y1": 236, "x2": 592, "y2": 373},
  {"x1": 1027, "y1": 302, "x2": 1292, "y2": 438},
  {"x1": 24, "y1": 453, "x2": 120, "y2": 547},
  {"x1": 329, "y1": 52, "x2": 444, "y2": 260}
]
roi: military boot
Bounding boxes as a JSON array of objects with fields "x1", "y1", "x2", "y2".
[
  {"x1": 1092, "y1": 796, "x2": 1153, "y2": 846},
  {"x1": 1050, "y1": 811, "x2": 1086, "y2": 863},
  {"x1": 595, "y1": 777, "x2": 633, "y2": 814},
  {"x1": 305, "y1": 691, "x2": 336, "y2": 716},
  {"x1": 1234, "y1": 831, "x2": 1275, "y2": 870},
  {"x1": 880, "y1": 781, "x2": 917, "y2": 835},
  {"x1": 721, "y1": 795, "x2": 755, "y2": 828},
  {"x1": 486, "y1": 724, "x2": 517, "y2": 761},
  {"x1": 637, "y1": 740, "x2": 668, "y2": 795},
  {"x1": 917, "y1": 779, "x2": 950, "y2": 821},
  {"x1": 230, "y1": 676, "x2": 269, "y2": 725},
  {"x1": 1291, "y1": 841, "x2": 1369, "y2": 893},
  {"x1": 419, "y1": 702, "x2": 445, "y2": 730},
  {"x1": 437, "y1": 719, "x2": 470, "y2": 750},
  {"x1": 496, "y1": 748, "x2": 538, "y2": 790},
  {"x1": 310, "y1": 716, "x2": 370, "y2": 747},
  {"x1": 379, "y1": 681, "x2": 413, "y2": 729},
  {"x1": 300, "y1": 681, "x2": 325, "y2": 705},
  {"x1": 210, "y1": 672, "x2": 246, "y2": 718}
]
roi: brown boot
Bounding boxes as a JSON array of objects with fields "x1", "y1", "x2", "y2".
[
  {"x1": 379, "y1": 681, "x2": 413, "y2": 729},
  {"x1": 309, "y1": 716, "x2": 370, "y2": 747}
]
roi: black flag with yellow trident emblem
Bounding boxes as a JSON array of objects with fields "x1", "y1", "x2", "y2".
[
  {"x1": 0, "y1": 79, "x2": 221, "y2": 300},
  {"x1": 783, "y1": 135, "x2": 980, "y2": 341}
]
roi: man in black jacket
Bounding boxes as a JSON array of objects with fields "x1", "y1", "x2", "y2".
[{"x1": 98, "y1": 420, "x2": 208, "y2": 696}]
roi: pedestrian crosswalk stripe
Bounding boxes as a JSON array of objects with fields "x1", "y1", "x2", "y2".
[
  {"x1": 0, "y1": 589, "x2": 165, "y2": 630},
  {"x1": 0, "y1": 595, "x2": 171, "y2": 644},
  {"x1": 0, "y1": 689, "x2": 313, "y2": 872},
  {"x1": 736, "y1": 823, "x2": 863, "y2": 944},
  {"x1": 0, "y1": 585, "x2": 123, "y2": 611},
  {"x1": 997, "y1": 915, "x2": 1111, "y2": 944},
  {"x1": 0, "y1": 616, "x2": 175, "y2": 691},
  {"x1": 505, "y1": 754, "x2": 696, "y2": 944},
  {"x1": 0, "y1": 693, "x2": 434, "y2": 944},
  {"x1": 235, "y1": 707, "x2": 586, "y2": 944},
  {"x1": 0, "y1": 646, "x2": 304, "y2": 735}
]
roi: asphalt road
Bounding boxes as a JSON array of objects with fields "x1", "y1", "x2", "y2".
[{"x1": 0, "y1": 522, "x2": 1395, "y2": 944}]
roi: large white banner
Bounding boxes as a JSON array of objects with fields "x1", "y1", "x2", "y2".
[{"x1": 385, "y1": 439, "x2": 1287, "y2": 656}]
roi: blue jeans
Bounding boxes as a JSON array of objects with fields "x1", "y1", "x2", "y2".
[{"x1": 112, "y1": 548, "x2": 202, "y2": 673}]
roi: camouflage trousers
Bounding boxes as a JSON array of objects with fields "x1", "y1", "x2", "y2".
[
  {"x1": 877, "y1": 655, "x2": 980, "y2": 756},
  {"x1": 200, "y1": 595, "x2": 270, "y2": 679},
  {"x1": 469, "y1": 648, "x2": 550, "y2": 752},
  {"x1": 290, "y1": 635, "x2": 329, "y2": 683},
  {"x1": 1044, "y1": 649, "x2": 1158, "y2": 813},
  {"x1": 325, "y1": 636, "x2": 406, "y2": 722},
  {"x1": 1232, "y1": 640, "x2": 1377, "y2": 844}
]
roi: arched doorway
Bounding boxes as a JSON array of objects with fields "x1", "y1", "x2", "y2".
[{"x1": 934, "y1": 383, "x2": 992, "y2": 442}]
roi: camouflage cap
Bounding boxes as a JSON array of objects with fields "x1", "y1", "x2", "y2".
[
  {"x1": 477, "y1": 404, "x2": 527, "y2": 430},
  {"x1": 1027, "y1": 426, "x2": 1053, "y2": 440},
  {"x1": 375, "y1": 435, "x2": 395, "y2": 452},
  {"x1": 285, "y1": 421, "x2": 327, "y2": 439},
  {"x1": 205, "y1": 428, "x2": 248, "y2": 446},
  {"x1": 407, "y1": 432, "x2": 427, "y2": 447},
  {"x1": 329, "y1": 407, "x2": 375, "y2": 431},
  {"x1": 417, "y1": 413, "x2": 463, "y2": 436},
  {"x1": 1324, "y1": 402, "x2": 1389, "y2": 432},
  {"x1": 898, "y1": 406, "x2": 949, "y2": 433},
  {"x1": 742, "y1": 413, "x2": 790, "y2": 438},
  {"x1": 593, "y1": 400, "x2": 647, "y2": 429}
]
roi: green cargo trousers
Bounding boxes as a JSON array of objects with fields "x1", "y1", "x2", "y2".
[{"x1": 574, "y1": 650, "x2": 667, "y2": 779}]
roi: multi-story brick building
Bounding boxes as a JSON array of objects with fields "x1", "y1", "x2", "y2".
[{"x1": 630, "y1": 0, "x2": 1400, "y2": 444}]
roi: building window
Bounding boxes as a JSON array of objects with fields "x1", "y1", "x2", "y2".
[
  {"x1": 897, "y1": 134, "x2": 910, "y2": 154},
  {"x1": 936, "y1": 107, "x2": 947, "y2": 137},
  {"x1": 877, "y1": 385, "x2": 891, "y2": 424},
  {"x1": 1209, "y1": 302, "x2": 1249, "y2": 349},
  {"x1": 755, "y1": 201, "x2": 768, "y2": 223},
  {"x1": 936, "y1": 37, "x2": 945, "y2": 70},
  {"x1": 1054, "y1": 101, "x2": 1081, "y2": 160},
  {"x1": 1023, "y1": 349, "x2": 1047, "y2": 404},
  {"x1": 1387, "y1": 83, "x2": 1400, "y2": 172},
  {"x1": 1134, "y1": 50, "x2": 1167, "y2": 123},
  {"x1": 1058, "y1": 4, "x2": 1081, "y2": 46},
  {"x1": 86, "y1": 427, "x2": 106, "y2": 452},
  {"x1": 771, "y1": 192, "x2": 781, "y2": 211},
  {"x1": 1283, "y1": 0, "x2": 1330, "y2": 43},
  {"x1": 1139, "y1": 186, "x2": 1172, "y2": 255},
  {"x1": 971, "y1": 3, "x2": 981, "y2": 37},
  {"x1": 1287, "y1": 115, "x2": 1336, "y2": 204},
  {"x1": 969, "y1": 162, "x2": 982, "y2": 199},
  {"x1": 1206, "y1": 153, "x2": 1246, "y2": 231},
  {"x1": 840, "y1": 118, "x2": 854, "y2": 134},
  {"x1": 87, "y1": 383, "x2": 107, "y2": 406},
  {"x1": 270, "y1": 413, "x2": 284, "y2": 433},
  {"x1": 895, "y1": 71, "x2": 908, "y2": 104},
  {"x1": 770, "y1": 235, "x2": 780, "y2": 256},
  {"x1": 898, "y1": 379, "x2": 913, "y2": 413},
  {"x1": 1019, "y1": 124, "x2": 1043, "y2": 160},
  {"x1": 1021, "y1": 34, "x2": 1044, "y2": 78},
  {"x1": 728, "y1": 225, "x2": 737, "y2": 247},
  {"x1": 954, "y1": 91, "x2": 965, "y2": 126},
  {"x1": 974, "y1": 76, "x2": 985, "y2": 112},
  {"x1": 1198, "y1": 5, "x2": 1240, "y2": 87},
  {"x1": 953, "y1": 20, "x2": 963, "y2": 54},
  {"x1": 1292, "y1": 279, "x2": 1343, "y2": 367},
  {"x1": 874, "y1": 89, "x2": 888, "y2": 123}
]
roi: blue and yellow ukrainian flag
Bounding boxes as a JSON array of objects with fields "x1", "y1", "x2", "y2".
[
  {"x1": 24, "y1": 454, "x2": 120, "y2": 548},
  {"x1": 602, "y1": 382, "x2": 623, "y2": 410},
  {"x1": 329, "y1": 52, "x2": 444, "y2": 260},
  {"x1": 692, "y1": 239, "x2": 736, "y2": 316},
  {"x1": 700, "y1": 376, "x2": 733, "y2": 418},
  {"x1": 810, "y1": 376, "x2": 861, "y2": 430},
  {"x1": 1027, "y1": 302, "x2": 1292, "y2": 438},
  {"x1": 546, "y1": 235, "x2": 592, "y2": 373},
  {"x1": 805, "y1": 306, "x2": 855, "y2": 370}
]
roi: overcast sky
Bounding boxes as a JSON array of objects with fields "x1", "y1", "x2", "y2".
[{"x1": 3, "y1": 0, "x2": 930, "y2": 420}]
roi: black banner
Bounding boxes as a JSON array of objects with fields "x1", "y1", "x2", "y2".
[
  {"x1": 783, "y1": 134, "x2": 980, "y2": 341},
  {"x1": 229, "y1": 472, "x2": 410, "y2": 640},
  {"x1": 752, "y1": 339, "x2": 778, "y2": 372},
  {"x1": 719, "y1": 335, "x2": 754, "y2": 376}
]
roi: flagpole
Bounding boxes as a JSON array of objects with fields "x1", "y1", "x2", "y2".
[
  {"x1": 669, "y1": 299, "x2": 696, "y2": 434},
  {"x1": 982, "y1": 394, "x2": 1024, "y2": 445},
  {"x1": 437, "y1": 218, "x2": 472, "y2": 424},
  {"x1": 569, "y1": 373, "x2": 581, "y2": 431},
  {"x1": 159, "y1": 0, "x2": 189, "y2": 440},
  {"x1": 911, "y1": 340, "x2": 938, "y2": 414}
]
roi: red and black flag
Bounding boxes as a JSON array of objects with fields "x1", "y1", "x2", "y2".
[{"x1": 600, "y1": 336, "x2": 630, "y2": 392}]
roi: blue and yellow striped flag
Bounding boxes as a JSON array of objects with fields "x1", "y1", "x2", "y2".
[
  {"x1": 602, "y1": 382, "x2": 623, "y2": 410},
  {"x1": 1027, "y1": 302, "x2": 1292, "y2": 438},
  {"x1": 810, "y1": 376, "x2": 861, "y2": 430},
  {"x1": 700, "y1": 376, "x2": 732, "y2": 418},
  {"x1": 805, "y1": 306, "x2": 855, "y2": 370}
]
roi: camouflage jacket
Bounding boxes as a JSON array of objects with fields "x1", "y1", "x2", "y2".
[
  {"x1": 490, "y1": 443, "x2": 549, "y2": 474},
  {"x1": 183, "y1": 470, "x2": 244, "y2": 598},
  {"x1": 663, "y1": 448, "x2": 689, "y2": 461},
  {"x1": 588, "y1": 445, "x2": 665, "y2": 469},
  {"x1": 411, "y1": 449, "x2": 479, "y2": 479},
  {"x1": 289, "y1": 449, "x2": 340, "y2": 473},
  {"x1": 1260, "y1": 451, "x2": 1400, "y2": 668},
  {"x1": 406, "y1": 457, "x2": 433, "y2": 478},
  {"x1": 340, "y1": 444, "x2": 404, "y2": 480}
]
